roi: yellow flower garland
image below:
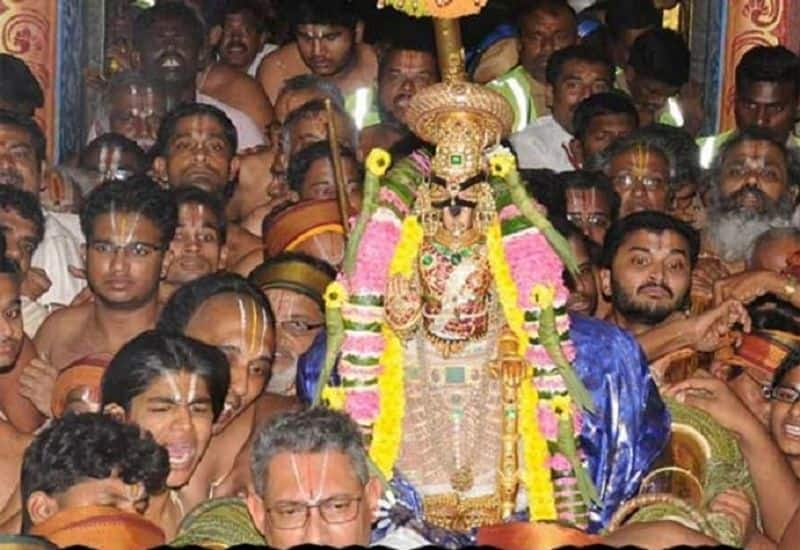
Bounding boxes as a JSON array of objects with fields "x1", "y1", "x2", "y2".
[
  {"x1": 370, "y1": 326, "x2": 405, "y2": 479},
  {"x1": 390, "y1": 216, "x2": 424, "y2": 277},
  {"x1": 321, "y1": 385, "x2": 346, "y2": 411},
  {"x1": 486, "y1": 220, "x2": 557, "y2": 520},
  {"x1": 323, "y1": 281, "x2": 348, "y2": 309}
]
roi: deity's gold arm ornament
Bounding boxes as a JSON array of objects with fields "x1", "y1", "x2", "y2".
[{"x1": 324, "y1": 98, "x2": 350, "y2": 238}]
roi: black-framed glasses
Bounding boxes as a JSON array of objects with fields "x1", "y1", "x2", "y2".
[{"x1": 267, "y1": 496, "x2": 362, "y2": 529}]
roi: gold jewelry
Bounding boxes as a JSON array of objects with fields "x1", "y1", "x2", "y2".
[
  {"x1": 415, "y1": 181, "x2": 442, "y2": 237},
  {"x1": 422, "y1": 492, "x2": 501, "y2": 531}
]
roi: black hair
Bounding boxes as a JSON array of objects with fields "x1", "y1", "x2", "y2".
[
  {"x1": 287, "y1": 140, "x2": 362, "y2": 195},
  {"x1": 80, "y1": 175, "x2": 178, "y2": 248},
  {"x1": 133, "y1": 2, "x2": 206, "y2": 54},
  {"x1": 750, "y1": 304, "x2": 800, "y2": 334},
  {"x1": 639, "y1": 123, "x2": 700, "y2": 185},
  {"x1": 0, "y1": 237, "x2": 21, "y2": 284},
  {"x1": 79, "y1": 133, "x2": 148, "y2": 173},
  {"x1": 0, "y1": 110, "x2": 46, "y2": 165},
  {"x1": 289, "y1": 0, "x2": 359, "y2": 33},
  {"x1": 378, "y1": 19, "x2": 439, "y2": 80},
  {"x1": 628, "y1": 28, "x2": 690, "y2": 88},
  {"x1": 154, "y1": 102, "x2": 238, "y2": 158},
  {"x1": 736, "y1": 45, "x2": 800, "y2": 98},
  {"x1": 572, "y1": 91, "x2": 639, "y2": 141},
  {"x1": 0, "y1": 186, "x2": 45, "y2": 248},
  {"x1": 519, "y1": 169, "x2": 566, "y2": 221},
  {"x1": 219, "y1": 0, "x2": 267, "y2": 35},
  {"x1": 100, "y1": 330, "x2": 230, "y2": 421},
  {"x1": 545, "y1": 44, "x2": 612, "y2": 86},
  {"x1": 0, "y1": 54, "x2": 43, "y2": 116},
  {"x1": 172, "y1": 186, "x2": 227, "y2": 244},
  {"x1": 605, "y1": 0, "x2": 661, "y2": 40},
  {"x1": 551, "y1": 215, "x2": 601, "y2": 290},
  {"x1": 558, "y1": 170, "x2": 621, "y2": 222},
  {"x1": 515, "y1": 0, "x2": 576, "y2": 21},
  {"x1": 600, "y1": 210, "x2": 700, "y2": 269},
  {"x1": 157, "y1": 272, "x2": 274, "y2": 334},
  {"x1": 20, "y1": 412, "x2": 169, "y2": 532}
]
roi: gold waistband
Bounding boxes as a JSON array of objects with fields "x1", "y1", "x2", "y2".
[{"x1": 423, "y1": 492, "x2": 502, "y2": 532}]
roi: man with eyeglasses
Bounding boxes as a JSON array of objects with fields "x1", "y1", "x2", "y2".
[
  {"x1": 34, "y1": 177, "x2": 176, "y2": 372},
  {"x1": 247, "y1": 407, "x2": 428, "y2": 549},
  {"x1": 586, "y1": 129, "x2": 679, "y2": 218},
  {"x1": 249, "y1": 253, "x2": 335, "y2": 395}
]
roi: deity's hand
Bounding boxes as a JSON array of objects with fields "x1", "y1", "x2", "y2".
[
  {"x1": 690, "y1": 299, "x2": 750, "y2": 353},
  {"x1": 385, "y1": 273, "x2": 422, "y2": 333},
  {"x1": 21, "y1": 268, "x2": 51, "y2": 301},
  {"x1": 708, "y1": 489, "x2": 757, "y2": 547},
  {"x1": 19, "y1": 353, "x2": 58, "y2": 418}
]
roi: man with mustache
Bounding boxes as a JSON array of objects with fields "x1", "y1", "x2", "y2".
[
  {"x1": 257, "y1": 0, "x2": 379, "y2": 129},
  {"x1": 511, "y1": 45, "x2": 613, "y2": 172},
  {"x1": 132, "y1": 2, "x2": 266, "y2": 151},
  {"x1": 599, "y1": 211, "x2": 750, "y2": 384},
  {"x1": 216, "y1": 0, "x2": 275, "y2": 78},
  {"x1": 152, "y1": 102, "x2": 261, "y2": 267}
]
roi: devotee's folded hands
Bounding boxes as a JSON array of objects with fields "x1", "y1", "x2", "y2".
[
  {"x1": 18, "y1": 354, "x2": 58, "y2": 418},
  {"x1": 21, "y1": 267, "x2": 51, "y2": 302}
]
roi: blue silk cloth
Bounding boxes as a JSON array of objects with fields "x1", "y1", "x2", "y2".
[{"x1": 296, "y1": 314, "x2": 669, "y2": 535}]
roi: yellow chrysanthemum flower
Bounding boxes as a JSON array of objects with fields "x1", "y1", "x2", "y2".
[
  {"x1": 321, "y1": 386, "x2": 345, "y2": 410},
  {"x1": 366, "y1": 148, "x2": 392, "y2": 177},
  {"x1": 323, "y1": 281, "x2": 348, "y2": 309},
  {"x1": 531, "y1": 283, "x2": 555, "y2": 309},
  {"x1": 488, "y1": 152, "x2": 516, "y2": 179},
  {"x1": 550, "y1": 394, "x2": 572, "y2": 420}
]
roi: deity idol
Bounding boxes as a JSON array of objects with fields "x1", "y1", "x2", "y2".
[{"x1": 304, "y1": 1, "x2": 670, "y2": 545}]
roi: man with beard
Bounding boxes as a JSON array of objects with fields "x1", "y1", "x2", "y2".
[
  {"x1": 599, "y1": 211, "x2": 751, "y2": 383},
  {"x1": 0, "y1": 111, "x2": 84, "y2": 309},
  {"x1": 216, "y1": 0, "x2": 275, "y2": 78},
  {"x1": 34, "y1": 177, "x2": 176, "y2": 373},
  {"x1": 703, "y1": 128, "x2": 799, "y2": 273},
  {"x1": 699, "y1": 46, "x2": 800, "y2": 168},
  {"x1": 152, "y1": 102, "x2": 261, "y2": 266},
  {"x1": 249, "y1": 252, "x2": 335, "y2": 395},
  {"x1": 360, "y1": 27, "x2": 439, "y2": 154},
  {"x1": 131, "y1": 2, "x2": 266, "y2": 151},
  {"x1": 488, "y1": 0, "x2": 578, "y2": 132},
  {"x1": 511, "y1": 44, "x2": 613, "y2": 172},
  {"x1": 157, "y1": 273, "x2": 297, "y2": 505},
  {"x1": 161, "y1": 186, "x2": 228, "y2": 302},
  {"x1": 257, "y1": 0, "x2": 379, "y2": 129}
]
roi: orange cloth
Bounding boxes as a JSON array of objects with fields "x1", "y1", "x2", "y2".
[
  {"x1": 726, "y1": 330, "x2": 800, "y2": 377},
  {"x1": 51, "y1": 354, "x2": 111, "y2": 418},
  {"x1": 30, "y1": 505, "x2": 165, "y2": 550},
  {"x1": 261, "y1": 199, "x2": 348, "y2": 258},
  {"x1": 477, "y1": 522, "x2": 601, "y2": 550}
]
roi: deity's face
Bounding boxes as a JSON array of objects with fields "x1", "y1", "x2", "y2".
[
  {"x1": 247, "y1": 451, "x2": 381, "y2": 549},
  {"x1": 155, "y1": 114, "x2": 238, "y2": 194},
  {"x1": 298, "y1": 155, "x2": 362, "y2": 210},
  {"x1": 166, "y1": 202, "x2": 226, "y2": 286},
  {"x1": 85, "y1": 213, "x2": 169, "y2": 310},
  {"x1": 750, "y1": 234, "x2": 800, "y2": 272},
  {"x1": 263, "y1": 289, "x2": 324, "y2": 394},
  {"x1": 108, "y1": 85, "x2": 166, "y2": 151},
  {"x1": 0, "y1": 123, "x2": 42, "y2": 194},
  {"x1": 519, "y1": 7, "x2": 577, "y2": 83},
  {"x1": 136, "y1": 15, "x2": 203, "y2": 87},
  {"x1": 551, "y1": 60, "x2": 612, "y2": 134},
  {"x1": 378, "y1": 49, "x2": 438, "y2": 126},
  {"x1": 769, "y1": 367, "x2": 800, "y2": 460},
  {"x1": 219, "y1": 10, "x2": 265, "y2": 71},
  {"x1": 565, "y1": 233, "x2": 598, "y2": 317},
  {"x1": 128, "y1": 371, "x2": 214, "y2": 488},
  {"x1": 735, "y1": 80, "x2": 798, "y2": 144},
  {"x1": 565, "y1": 187, "x2": 613, "y2": 245},
  {"x1": 183, "y1": 293, "x2": 274, "y2": 433},
  {"x1": 717, "y1": 139, "x2": 790, "y2": 216},
  {"x1": 602, "y1": 228, "x2": 691, "y2": 327},
  {"x1": 296, "y1": 24, "x2": 358, "y2": 78},
  {"x1": 0, "y1": 207, "x2": 38, "y2": 275},
  {"x1": 579, "y1": 113, "x2": 637, "y2": 160},
  {"x1": 0, "y1": 273, "x2": 22, "y2": 371},
  {"x1": 607, "y1": 145, "x2": 670, "y2": 216}
]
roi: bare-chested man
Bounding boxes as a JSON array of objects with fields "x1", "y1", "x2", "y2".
[
  {"x1": 153, "y1": 102, "x2": 261, "y2": 266},
  {"x1": 34, "y1": 177, "x2": 176, "y2": 373},
  {"x1": 257, "y1": 0, "x2": 378, "y2": 128},
  {"x1": 157, "y1": 273, "x2": 298, "y2": 506}
]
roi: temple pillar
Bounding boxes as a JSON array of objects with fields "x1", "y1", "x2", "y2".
[
  {"x1": 694, "y1": 0, "x2": 800, "y2": 135},
  {"x1": 0, "y1": 0, "x2": 85, "y2": 161}
]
